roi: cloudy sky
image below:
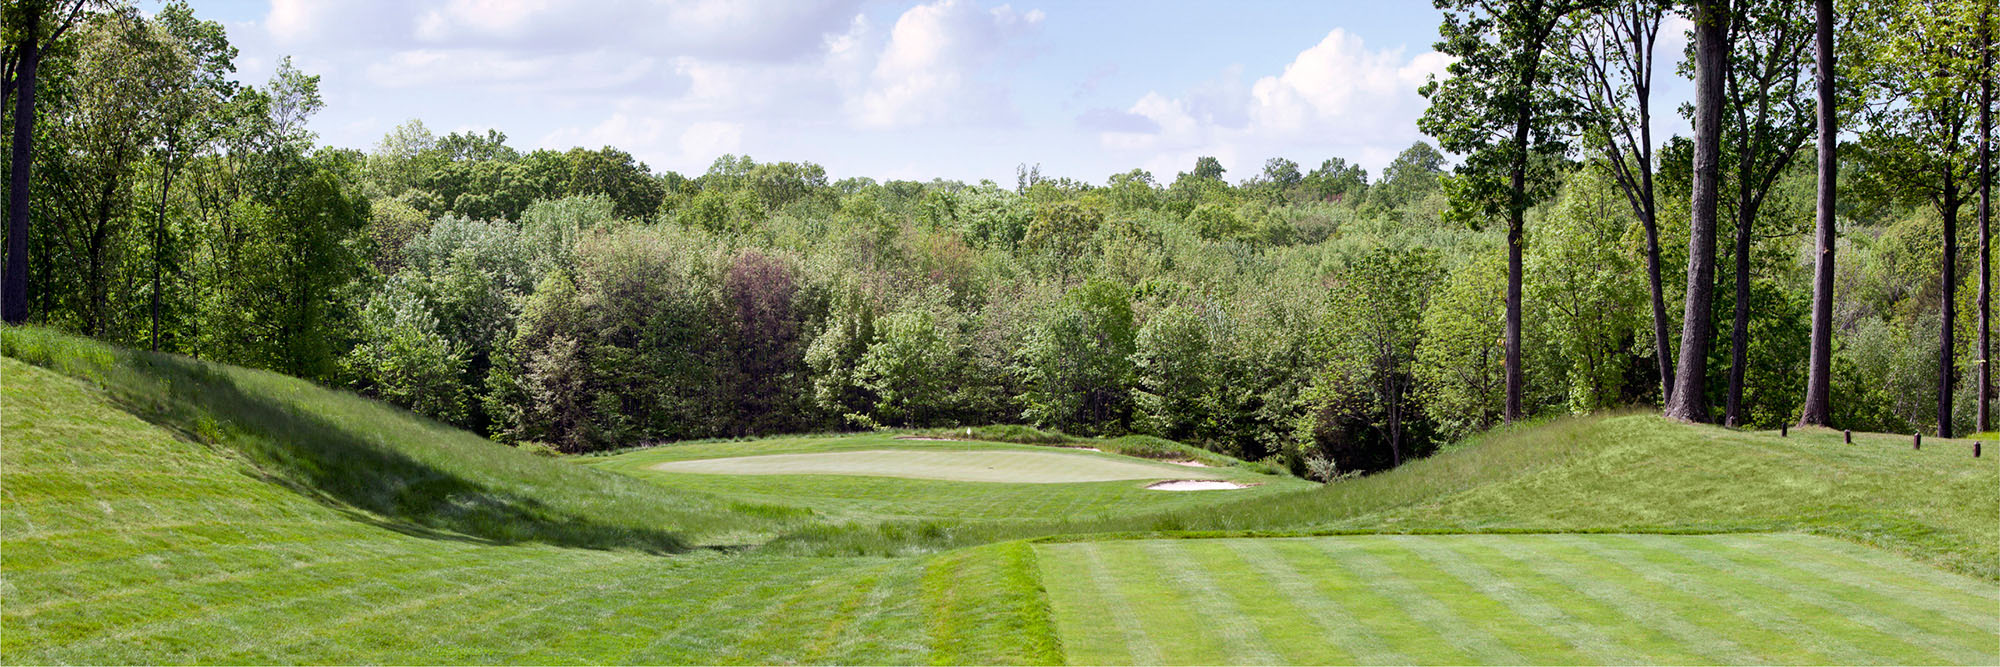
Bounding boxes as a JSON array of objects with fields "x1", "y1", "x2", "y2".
[{"x1": 175, "y1": 0, "x2": 1695, "y2": 185}]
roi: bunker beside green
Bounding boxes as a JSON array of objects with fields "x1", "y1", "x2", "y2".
[
  {"x1": 1036, "y1": 533, "x2": 2000, "y2": 666},
  {"x1": 645, "y1": 448, "x2": 1214, "y2": 484}
]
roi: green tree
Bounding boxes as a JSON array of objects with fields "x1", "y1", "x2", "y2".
[
  {"x1": 1529, "y1": 165, "x2": 1643, "y2": 413},
  {"x1": 1133, "y1": 303, "x2": 1216, "y2": 442},
  {"x1": 1416, "y1": 251, "x2": 1508, "y2": 438},
  {"x1": 1374, "y1": 141, "x2": 1448, "y2": 208},
  {"x1": 1561, "y1": 0, "x2": 1677, "y2": 404},
  {"x1": 2, "y1": 0, "x2": 90, "y2": 325},
  {"x1": 1665, "y1": 0, "x2": 1735, "y2": 424},
  {"x1": 1420, "y1": 0, "x2": 1603, "y2": 423},
  {"x1": 1300, "y1": 246, "x2": 1441, "y2": 468},
  {"x1": 1719, "y1": 0, "x2": 1816, "y2": 426},
  {"x1": 1852, "y1": 0, "x2": 1986, "y2": 436},
  {"x1": 1020, "y1": 279, "x2": 1137, "y2": 435},
  {"x1": 856, "y1": 288, "x2": 971, "y2": 427}
]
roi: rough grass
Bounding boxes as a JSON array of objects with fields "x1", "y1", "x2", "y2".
[{"x1": 1037, "y1": 534, "x2": 2000, "y2": 665}]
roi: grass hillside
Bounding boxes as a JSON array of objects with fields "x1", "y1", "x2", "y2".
[
  {"x1": 4, "y1": 327, "x2": 1994, "y2": 663},
  {"x1": 0, "y1": 328, "x2": 811, "y2": 550}
]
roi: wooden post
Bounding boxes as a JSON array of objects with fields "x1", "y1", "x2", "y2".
[
  {"x1": 1976, "y1": 442, "x2": 1983, "y2": 458},
  {"x1": 1914, "y1": 433, "x2": 1922, "y2": 450},
  {"x1": 1781, "y1": 424, "x2": 1788, "y2": 437},
  {"x1": 1845, "y1": 430, "x2": 1852, "y2": 444}
]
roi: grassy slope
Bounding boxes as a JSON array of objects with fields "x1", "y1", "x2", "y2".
[
  {"x1": 0, "y1": 328, "x2": 827, "y2": 550},
  {"x1": 1037, "y1": 534, "x2": 1999, "y2": 665},
  {"x1": 1, "y1": 356, "x2": 946, "y2": 664}
]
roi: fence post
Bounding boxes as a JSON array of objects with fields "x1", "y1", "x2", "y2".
[
  {"x1": 1914, "y1": 433, "x2": 1922, "y2": 450},
  {"x1": 1844, "y1": 430, "x2": 1852, "y2": 444}
]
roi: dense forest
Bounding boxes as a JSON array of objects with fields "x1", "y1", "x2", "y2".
[{"x1": 2, "y1": 0, "x2": 1992, "y2": 475}]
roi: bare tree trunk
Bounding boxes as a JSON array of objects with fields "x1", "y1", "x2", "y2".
[
  {"x1": 1668, "y1": 0, "x2": 1732, "y2": 424},
  {"x1": 1799, "y1": 0, "x2": 1838, "y2": 427},
  {"x1": 1726, "y1": 191, "x2": 1753, "y2": 426},
  {"x1": 2, "y1": 9, "x2": 40, "y2": 325},
  {"x1": 1979, "y1": 4, "x2": 1992, "y2": 434},
  {"x1": 151, "y1": 166, "x2": 172, "y2": 351},
  {"x1": 1943, "y1": 185, "x2": 1959, "y2": 438}
]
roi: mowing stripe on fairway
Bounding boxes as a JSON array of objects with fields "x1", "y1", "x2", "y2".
[
  {"x1": 1547, "y1": 534, "x2": 1861, "y2": 664},
  {"x1": 1221, "y1": 540, "x2": 1396, "y2": 665},
  {"x1": 1035, "y1": 534, "x2": 2000, "y2": 666},
  {"x1": 1329, "y1": 538, "x2": 1530, "y2": 664},
  {"x1": 1142, "y1": 540, "x2": 1284, "y2": 664},
  {"x1": 1286, "y1": 539, "x2": 1476, "y2": 664},
  {"x1": 1045, "y1": 541, "x2": 1163, "y2": 665},
  {"x1": 1395, "y1": 537, "x2": 1640, "y2": 663},
  {"x1": 1760, "y1": 532, "x2": 2000, "y2": 610},
  {"x1": 1466, "y1": 535, "x2": 1764, "y2": 664},
  {"x1": 1653, "y1": 534, "x2": 1997, "y2": 664}
]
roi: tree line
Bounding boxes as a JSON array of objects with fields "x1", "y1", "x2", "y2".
[{"x1": 1, "y1": 0, "x2": 1991, "y2": 475}]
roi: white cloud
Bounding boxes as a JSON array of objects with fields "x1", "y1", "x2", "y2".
[
  {"x1": 1095, "y1": 28, "x2": 1451, "y2": 176},
  {"x1": 679, "y1": 121, "x2": 745, "y2": 159},
  {"x1": 853, "y1": 0, "x2": 1044, "y2": 128}
]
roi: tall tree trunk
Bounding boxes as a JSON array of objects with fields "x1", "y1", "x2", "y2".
[
  {"x1": 1726, "y1": 185, "x2": 1754, "y2": 426},
  {"x1": 2, "y1": 9, "x2": 40, "y2": 325},
  {"x1": 1644, "y1": 200, "x2": 1674, "y2": 404},
  {"x1": 1979, "y1": 3, "x2": 1992, "y2": 434},
  {"x1": 1942, "y1": 184, "x2": 1959, "y2": 438},
  {"x1": 1667, "y1": 0, "x2": 1731, "y2": 424},
  {"x1": 1505, "y1": 54, "x2": 1540, "y2": 424},
  {"x1": 1799, "y1": 0, "x2": 1838, "y2": 427},
  {"x1": 151, "y1": 166, "x2": 172, "y2": 351}
]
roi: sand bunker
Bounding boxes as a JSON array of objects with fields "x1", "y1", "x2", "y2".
[
  {"x1": 1165, "y1": 459, "x2": 1211, "y2": 467},
  {"x1": 1145, "y1": 480, "x2": 1248, "y2": 491},
  {"x1": 648, "y1": 449, "x2": 1190, "y2": 484}
]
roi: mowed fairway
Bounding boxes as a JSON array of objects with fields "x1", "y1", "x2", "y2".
[
  {"x1": 1037, "y1": 534, "x2": 2000, "y2": 665},
  {"x1": 646, "y1": 448, "x2": 1199, "y2": 483}
]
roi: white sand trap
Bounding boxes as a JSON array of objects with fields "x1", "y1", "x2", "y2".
[
  {"x1": 1165, "y1": 459, "x2": 1211, "y2": 467},
  {"x1": 894, "y1": 436, "x2": 965, "y2": 442},
  {"x1": 1145, "y1": 480, "x2": 1248, "y2": 491},
  {"x1": 648, "y1": 449, "x2": 1189, "y2": 484}
]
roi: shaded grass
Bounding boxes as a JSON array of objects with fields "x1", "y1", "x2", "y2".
[
  {"x1": 0, "y1": 355, "x2": 937, "y2": 663},
  {"x1": 1, "y1": 327, "x2": 807, "y2": 551},
  {"x1": 1035, "y1": 534, "x2": 2000, "y2": 665}
]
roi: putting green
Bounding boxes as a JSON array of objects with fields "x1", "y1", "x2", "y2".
[
  {"x1": 646, "y1": 449, "x2": 1200, "y2": 483},
  {"x1": 1036, "y1": 533, "x2": 2000, "y2": 665}
]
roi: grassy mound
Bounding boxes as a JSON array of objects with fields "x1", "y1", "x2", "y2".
[{"x1": 0, "y1": 327, "x2": 807, "y2": 551}]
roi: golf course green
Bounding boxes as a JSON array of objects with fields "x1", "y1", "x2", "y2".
[{"x1": 3, "y1": 328, "x2": 1996, "y2": 664}]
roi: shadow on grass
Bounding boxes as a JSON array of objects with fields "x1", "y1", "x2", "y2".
[{"x1": 3, "y1": 328, "x2": 689, "y2": 555}]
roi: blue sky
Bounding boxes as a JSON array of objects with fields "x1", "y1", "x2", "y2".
[{"x1": 178, "y1": 1, "x2": 1695, "y2": 185}]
